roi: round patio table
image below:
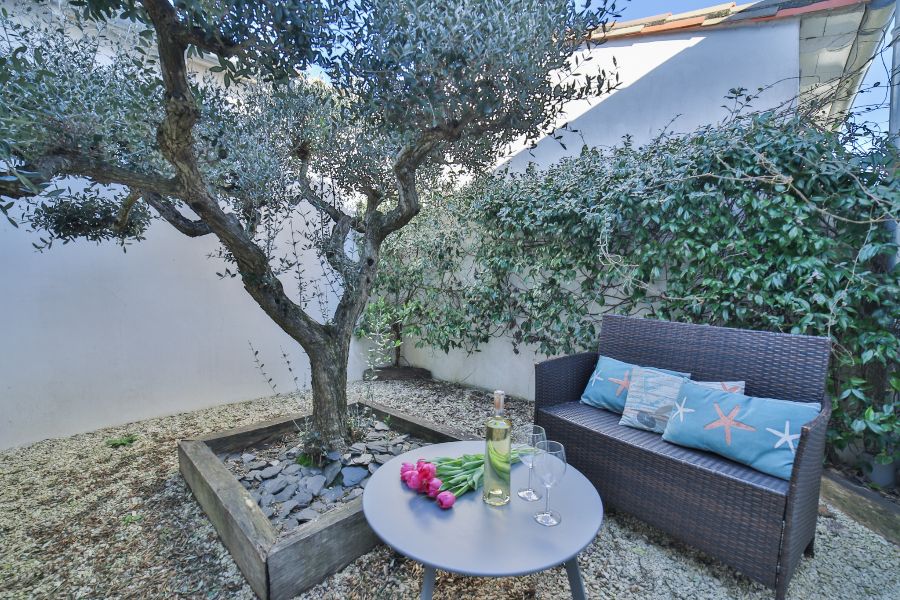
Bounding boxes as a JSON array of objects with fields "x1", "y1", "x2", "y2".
[{"x1": 362, "y1": 440, "x2": 604, "y2": 600}]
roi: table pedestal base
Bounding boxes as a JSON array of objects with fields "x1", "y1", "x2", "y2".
[{"x1": 418, "y1": 558, "x2": 586, "y2": 600}]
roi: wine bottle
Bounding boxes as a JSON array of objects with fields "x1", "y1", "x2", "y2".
[{"x1": 483, "y1": 390, "x2": 512, "y2": 506}]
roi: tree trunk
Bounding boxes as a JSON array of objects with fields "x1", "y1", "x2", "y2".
[
  {"x1": 308, "y1": 338, "x2": 350, "y2": 448},
  {"x1": 392, "y1": 321, "x2": 402, "y2": 367}
]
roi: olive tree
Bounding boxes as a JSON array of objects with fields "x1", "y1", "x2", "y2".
[{"x1": 0, "y1": 0, "x2": 616, "y2": 448}]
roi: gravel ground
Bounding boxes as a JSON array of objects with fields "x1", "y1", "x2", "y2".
[{"x1": 1, "y1": 379, "x2": 898, "y2": 599}]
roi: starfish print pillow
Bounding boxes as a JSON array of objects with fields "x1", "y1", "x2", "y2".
[
  {"x1": 618, "y1": 367, "x2": 687, "y2": 433},
  {"x1": 580, "y1": 356, "x2": 689, "y2": 414},
  {"x1": 661, "y1": 381, "x2": 821, "y2": 480}
]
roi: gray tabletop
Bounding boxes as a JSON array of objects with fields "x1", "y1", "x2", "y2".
[{"x1": 362, "y1": 440, "x2": 604, "y2": 577}]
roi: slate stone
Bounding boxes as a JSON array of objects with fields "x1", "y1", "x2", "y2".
[
  {"x1": 240, "y1": 480, "x2": 252, "y2": 489},
  {"x1": 323, "y1": 460, "x2": 342, "y2": 486},
  {"x1": 352, "y1": 453, "x2": 373, "y2": 466},
  {"x1": 389, "y1": 446, "x2": 404, "y2": 456},
  {"x1": 273, "y1": 483, "x2": 298, "y2": 503},
  {"x1": 321, "y1": 486, "x2": 344, "y2": 503},
  {"x1": 365, "y1": 431, "x2": 386, "y2": 441},
  {"x1": 260, "y1": 465, "x2": 281, "y2": 479},
  {"x1": 368, "y1": 463, "x2": 379, "y2": 474},
  {"x1": 388, "y1": 435, "x2": 408, "y2": 445},
  {"x1": 374, "y1": 454, "x2": 392, "y2": 465},
  {"x1": 349, "y1": 442, "x2": 367, "y2": 454},
  {"x1": 268, "y1": 459, "x2": 281, "y2": 467},
  {"x1": 374, "y1": 421, "x2": 390, "y2": 431},
  {"x1": 282, "y1": 518, "x2": 299, "y2": 531},
  {"x1": 310, "y1": 500, "x2": 327, "y2": 512},
  {"x1": 366, "y1": 443, "x2": 388, "y2": 454},
  {"x1": 281, "y1": 499, "x2": 300, "y2": 514},
  {"x1": 346, "y1": 488, "x2": 364, "y2": 500},
  {"x1": 226, "y1": 452, "x2": 242, "y2": 462},
  {"x1": 296, "y1": 508, "x2": 319, "y2": 522},
  {"x1": 260, "y1": 492, "x2": 275, "y2": 507},
  {"x1": 286, "y1": 445, "x2": 302, "y2": 458},
  {"x1": 360, "y1": 477, "x2": 370, "y2": 489},
  {"x1": 246, "y1": 461, "x2": 267, "y2": 471},
  {"x1": 241, "y1": 453, "x2": 257, "y2": 464},
  {"x1": 301, "y1": 466, "x2": 322, "y2": 477},
  {"x1": 264, "y1": 476, "x2": 289, "y2": 495},
  {"x1": 305, "y1": 474, "x2": 326, "y2": 496},
  {"x1": 293, "y1": 488, "x2": 313, "y2": 507},
  {"x1": 341, "y1": 466, "x2": 368, "y2": 487},
  {"x1": 262, "y1": 506, "x2": 275, "y2": 518},
  {"x1": 325, "y1": 450, "x2": 342, "y2": 462},
  {"x1": 282, "y1": 463, "x2": 302, "y2": 475}
]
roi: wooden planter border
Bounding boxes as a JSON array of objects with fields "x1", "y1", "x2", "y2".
[{"x1": 178, "y1": 401, "x2": 475, "y2": 600}]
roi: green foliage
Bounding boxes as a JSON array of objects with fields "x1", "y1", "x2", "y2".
[
  {"x1": 372, "y1": 107, "x2": 900, "y2": 453},
  {"x1": 121, "y1": 512, "x2": 143, "y2": 524},
  {"x1": 852, "y1": 402, "x2": 898, "y2": 464},
  {"x1": 105, "y1": 433, "x2": 138, "y2": 448}
]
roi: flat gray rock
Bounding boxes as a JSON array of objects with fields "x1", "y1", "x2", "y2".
[
  {"x1": 296, "y1": 508, "x2": 319, "y2": 522},
  {"x1": 305, "y1": 474, "x2": 326, "y2": 496},
  {"x1": 273, "y1": 483, "x2": 297, "y2": 503},
  {"x1": 389, "y1": 446, "x2": 404, "y2": 456},
  {"x1": 263, "y1": 476, "x2": 289, "y2": 495},
  {"x1": 374, "y1": 421, "x2": 390, "y2": 431},
  {"x1": 360, "y1": 477, "x2": 370, "y2": 489},
  {"x1": 245, "y1": 460, "x2": 267, "y2": 470},
  {"x1": 280, "y1": 499, "x2": 300, "y2": 514},
  {"x1": 282, "y1": 518, "x2": 299, "y2": 531},
  {"x1": 366, "y1": 442, "x2": 388, "y2": 454},
  {"x1": 321, "y1": 486, "x2": 344, "y2": 503},
  {"x1": 323, "y1": 460, "x2": 342, "y2": 486},
  {"x1": 346, "y1": 488, "x2": 364, "y2": 500},
  {"x1": 301, "y1": 466, "x2": 322, "y2": 477},
  {"x1": 241, "y1": 453, "x2": 256, "y2": 464},
  {"x1": 374, "y1": 454, "x2": 392, "y2": 465},
  {"x1": 388, "y1": 435, "x2": 408, "y2": 445},
  {"x1": 349, "y1": 442, "x2": 367, "y2": 454},
  {"x1": 260, "y1": 492, "x2": 275, "y2": 507},
  {"x1": 259, "y1": 465, "x2": 281, "y2": 479},
  {"x1": 341, "y1": 466, "x2": 368, "y2": 487},
  {"x1": 262, "y1": 506, "x2": 275, "y2": 518},
  {"x1": 293, "y1": 488, "x2": 313, "y2": 507},
  {"x1": 282, "y1": 463, "x2": 302, "y2": 475},
  {"x1": 325, "y1": 450, "x2": 342, "y2": 462},
  {"x1": 368, "y1": 463, "x2": 379, "y2": 474},
  {"x1": 352, "y1": 453, "x2": 373, "y2": 466}
]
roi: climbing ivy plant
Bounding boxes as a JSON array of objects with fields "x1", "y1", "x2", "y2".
[{"x1": 366, "y1": 107, "x2": 900, "y2": 453}]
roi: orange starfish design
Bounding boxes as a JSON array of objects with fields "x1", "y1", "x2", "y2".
[
  {"x1": 704, "y1": 403, "x2": 755, "y2": 445},
  {"x1": 721, "y1": 382, "x2": 741, "y2": 393},
  {"x1": 607, "y1": 370, "x2": 631, "y2": 396}
]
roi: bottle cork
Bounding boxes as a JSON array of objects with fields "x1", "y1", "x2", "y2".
[{"x1": 493, "y1": 390, "x2": 505, "y2": 412}]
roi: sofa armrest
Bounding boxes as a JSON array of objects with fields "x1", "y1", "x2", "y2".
[
  {"x1": 534, "y1": 352, "x2": 598, "y2": 412},
  {"x1": 780, "y1": 399, "x2": 831, "y2": 575}
]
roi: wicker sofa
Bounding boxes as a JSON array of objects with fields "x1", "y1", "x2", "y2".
[{"x1": 534, "y1": 315, "x2": 831, "y2": 600}]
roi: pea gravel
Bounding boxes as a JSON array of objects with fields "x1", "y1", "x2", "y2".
[{"x1": 1, "y1": 380, "x2": 897, "y2": 599}]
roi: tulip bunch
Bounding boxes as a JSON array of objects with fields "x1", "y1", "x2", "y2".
[
  {"x1": 401, "y1": 451, "x2": 524, "y2": 509},
  {"x1": 400, "y1": 459, "x2": 456, "y2": 508}
]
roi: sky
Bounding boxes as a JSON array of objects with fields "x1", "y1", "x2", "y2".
[{"x1": 614, "y1": 0, "x2": 895, "y2": 129}]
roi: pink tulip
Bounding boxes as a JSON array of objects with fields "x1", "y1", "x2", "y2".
[
  {"x1": 417, "y1": 475, "x2": 431, "y2": 494},
  {"x1": 405, "y1": 471, "x2": 422, "y2": 491},
  {"x1": 417, "y1": 462, "x2": 436, "y2": 480},
  {"x1": 426, "y1": 478, "x2": 443, "y2": 498},
  {"x1": 436, "y1": 490, "x2": 456, "y2": 509},
  {"x1": 400, "y1": 462, "x2": 415, "y2": 476}
]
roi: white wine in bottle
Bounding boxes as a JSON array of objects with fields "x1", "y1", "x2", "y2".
[{"x1": 483, "y1": 390, "x2": 512, "y2": 506}]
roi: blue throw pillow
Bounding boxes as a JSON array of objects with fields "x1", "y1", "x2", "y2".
[
  {"x1": 581, "y1": 356, "x2": 689, "y2": 414},
  {"x1": 661, "y1": 381, "x2": 821, "y2": 480}
]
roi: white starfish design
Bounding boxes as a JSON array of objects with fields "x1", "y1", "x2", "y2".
[
  {"x1": 672, "y1": 397, "x2": 695, "y2": 423},
  {"x1": 589, "y1": 369, "x2": 604, "y2": 386},
  {"x1": 766, "y1": 421, "x2": 800, "y2": 454}
]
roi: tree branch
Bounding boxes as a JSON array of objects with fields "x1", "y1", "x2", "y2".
[{"x1": 144, "y1": 193, "x2": 212, "y2": 237}]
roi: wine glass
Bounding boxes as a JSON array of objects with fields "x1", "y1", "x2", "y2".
[
  {"x1": 532, "y1": 440, "x2": 566, "y2": 527},
  {"x1": 513, "y1": 423, "x2": 546, "y2": 501}
]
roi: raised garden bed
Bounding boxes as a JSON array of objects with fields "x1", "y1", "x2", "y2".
[{"x1": 178, "y1": 401, "x2": 475, "y2": 600}]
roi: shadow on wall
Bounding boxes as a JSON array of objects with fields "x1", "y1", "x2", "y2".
[{"x1": 504, "y1": 21, "x2": 800, "y2": 173}]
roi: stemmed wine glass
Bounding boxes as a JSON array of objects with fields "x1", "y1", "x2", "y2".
[
  {"x1": 532, "y1": 440, "x2": 567, "y2": 527},
  {"x1": 513, "y1": 423, "x2": 546, "y2": 501}
]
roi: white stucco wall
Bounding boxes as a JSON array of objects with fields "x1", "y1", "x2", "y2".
[
  {"x1": 404, "y1": 20, "x2": 801, "y2": 400},
  {"x1": 0, "y1": 214, "x2": 367, "y2": 449}
]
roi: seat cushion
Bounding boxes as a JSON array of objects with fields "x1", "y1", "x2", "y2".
[{"x1": 542, "y1": 401, "x2": 789, "y2": 495}]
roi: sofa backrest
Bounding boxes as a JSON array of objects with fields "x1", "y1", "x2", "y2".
[{"x1": 598, "y1": 315, "x2": 831, "y2": 402}]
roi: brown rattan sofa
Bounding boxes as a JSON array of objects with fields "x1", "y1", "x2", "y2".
[{"x1": 534, "y1": 315, "x2": 831, "y2": 600}]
